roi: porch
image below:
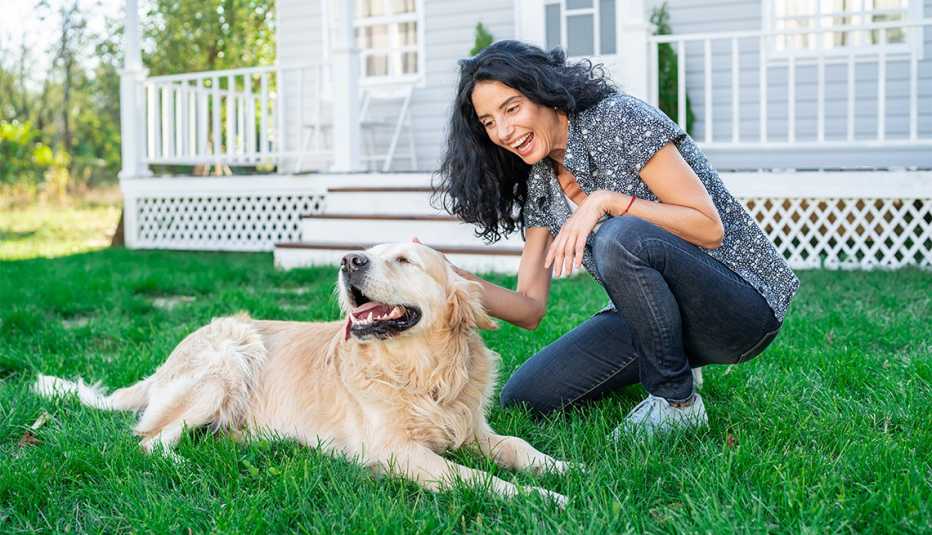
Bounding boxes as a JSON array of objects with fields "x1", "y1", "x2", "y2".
[{"x1": 116, "y1": 0, "x2": 932, "y2": 271}]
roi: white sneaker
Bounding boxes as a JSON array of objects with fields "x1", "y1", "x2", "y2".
[{"x1": 611, "y1": 393, "x2": 708, "y2": 440}]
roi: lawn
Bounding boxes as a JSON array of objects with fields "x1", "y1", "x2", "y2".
[
  {"x1": 0, "y1": 191, "x2": 122, "y2": 261},
  {"x1": 1, "y1": 220, "x2": 930, "y2": 532}
]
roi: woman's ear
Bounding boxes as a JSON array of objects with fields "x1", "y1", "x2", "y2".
[{"x1": 446, "y1": 277, "x2": 497, "y2": 331}]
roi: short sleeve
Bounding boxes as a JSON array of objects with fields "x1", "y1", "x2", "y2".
[
  {"x1": 522, "y1": 200, "x2": 549, "y2": 230},
  {"x1": 595, "y1": 94, "x2": 686, "y2": 175}
]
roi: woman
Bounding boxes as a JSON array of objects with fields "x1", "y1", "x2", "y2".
[{"x1": 435, "y1": 40, "x2": 799, "y2": 437}]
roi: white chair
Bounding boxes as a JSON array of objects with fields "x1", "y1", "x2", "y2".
[
  {"x1": 295, "y1": 83, "x2": 418, "y2": 173},
  {"x1": 358, "y1": 83, "x2": 418, "y2": 172}
]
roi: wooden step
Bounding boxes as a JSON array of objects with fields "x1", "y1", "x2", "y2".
[
  {"x1": 299, "y1": 213, "x2": 525, "y2": 248},
  {"x1": 327, "y1": 186, "x2": 435, "y2": 193},
  {"x1": 274, "y1": 241, "x2": 523, "y2": 273},
  {"x1": 324, "y1": 186, "x2": 442, "y2": 215}
]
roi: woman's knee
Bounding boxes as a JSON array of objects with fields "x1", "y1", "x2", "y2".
[
  {"x1": 592, "y1": 216, "x2": 661, "y2": 276},
  {"x1": 499, "y1": 374, "x2": 560, "y2": 415}
]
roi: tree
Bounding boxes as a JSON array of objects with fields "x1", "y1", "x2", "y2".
[
  {"x1": 39, "y1": 0, "x2": 93, "y2": 157},
  {"x1": 143, "y1": 0, "x2": 276, "y2": 75},
  {"x1": 0, "y1": 0, "x2": 279, "y2": 193}
]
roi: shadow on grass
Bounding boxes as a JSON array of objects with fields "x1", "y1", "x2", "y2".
[{"x1": 0, "y1": 229, "x2": 38, "y2": 241}]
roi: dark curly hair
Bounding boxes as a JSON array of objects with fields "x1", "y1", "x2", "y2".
[{"x1": 434, "y1": 40, "x2": 617, "y2": 243}]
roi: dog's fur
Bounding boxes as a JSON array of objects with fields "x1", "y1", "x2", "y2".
[{"x1": 34, "y1": 242, "x2": 569, "y2": 505}]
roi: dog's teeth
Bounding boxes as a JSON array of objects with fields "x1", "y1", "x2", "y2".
[{"x1": 367, "y1": 312, "x2": 374, "y2": 321}]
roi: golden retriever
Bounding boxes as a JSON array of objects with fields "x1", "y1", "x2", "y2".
[{"x1": 33, "y1": 242, "x2": 569, "y2": 505}]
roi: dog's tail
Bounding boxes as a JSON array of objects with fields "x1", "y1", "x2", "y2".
[{"x1": 33, "y1": 374, "x2": 151, "y2": 411}]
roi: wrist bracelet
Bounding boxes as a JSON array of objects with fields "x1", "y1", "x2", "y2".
[{"x1": 621, "y1": 195, "x2": 636, "y2": 216}]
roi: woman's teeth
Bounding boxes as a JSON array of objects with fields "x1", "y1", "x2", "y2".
[{"x1": 515, "y1": 133, "x2": 533, "y2": 154}]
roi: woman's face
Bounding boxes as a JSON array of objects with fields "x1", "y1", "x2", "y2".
[{"x1": 471, "y1": 80, "x2": 565, "y2": 165}]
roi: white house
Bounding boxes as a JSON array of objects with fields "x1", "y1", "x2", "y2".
[{"x1": 118, "y1": 0, "x2": 932, "y2": 272}]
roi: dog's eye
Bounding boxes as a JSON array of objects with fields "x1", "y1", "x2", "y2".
[{"x1": 396, "y1": 256, "x2": 410, "y2": 264}]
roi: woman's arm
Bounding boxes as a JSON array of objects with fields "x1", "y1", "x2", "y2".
[
  {"x1": 607, "y1": 143, "x2": 724, "y2": 248},
  {"x1": 454, "y1": 226, "x2": 553, "y2": 330},
  {"x1": 546, "y1": 143, "x2": 725, "y2": 277}
]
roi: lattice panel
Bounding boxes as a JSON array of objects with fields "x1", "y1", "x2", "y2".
[
  {"x1": 134, "y1": 193, "x2": 326, "y2": 251},
  {"x1": 743, "y1": 197, "x2": 932, "y2": 269}
]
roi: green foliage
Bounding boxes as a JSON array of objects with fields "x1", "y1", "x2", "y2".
[
  {"x1": 143, "y1": 0, "x2": 277, "y2": 75},
  {"x1": 650, "y1": 2, "x2": 696, "y2": 136},
  {"x1": 0, "y1": 0, "x2": 277, "y2": 194},
  {"x1": 469, "y1": 22, "x2": 495, "y2": 56},
  {"x1": 0, "y1": 121, "x2": 52, "y2": 185}
]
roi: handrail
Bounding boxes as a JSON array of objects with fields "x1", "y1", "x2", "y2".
[
  {"x1": 146, "y1": 63, "x2": 323, "y2": 84},
  {"x1": 650, "y1": 16, "x2": 932, "y2": 44}
]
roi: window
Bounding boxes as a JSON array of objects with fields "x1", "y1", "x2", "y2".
[
  {"x1": 544, "y1": 0, "x2": 617, "y2": 57},
  {"x1": 766, "y1": 0, "x2": 923, "y2": 57},
  {"x1": 322, "y1": 0, "x2": 424, "y2": 83}
]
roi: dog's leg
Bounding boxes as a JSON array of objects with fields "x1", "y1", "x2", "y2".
[
  {"x1": 135, "y1": 381, "x2": 224, "y2": 457},
  {"x1": 472, "y1": 424, "x2": 571, "y2": 475},
  {"x1": 378, "y1": 444, "x2": 567, "y2": 507}
]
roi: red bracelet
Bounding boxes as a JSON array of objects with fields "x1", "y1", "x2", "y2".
[{"x1": 620, "y1": 195, "x2": 636, "y2": 216}]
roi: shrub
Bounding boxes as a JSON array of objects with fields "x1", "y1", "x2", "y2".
[
  {"x1": 0, "y1": 121, "x2": 53, "y2": 186},
  {"x1": 650, "y1": 1, "x2": 696, "y2": 136},
  {"x1": 469, "y1": 22, "x2": 494, "y2": 56}
]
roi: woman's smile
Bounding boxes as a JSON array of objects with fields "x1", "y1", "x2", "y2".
[{"x1": 514, "y1": 132, "x2": 534, "y2": 157}]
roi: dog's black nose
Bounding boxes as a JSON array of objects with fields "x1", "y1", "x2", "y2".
[{"x1": 341, "y1": 253, "x2": 369, "y2": 273}]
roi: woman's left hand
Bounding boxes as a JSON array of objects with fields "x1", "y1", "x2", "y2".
[{"x1": 545, "y1": 190, "x2": 611, "y2": 277}]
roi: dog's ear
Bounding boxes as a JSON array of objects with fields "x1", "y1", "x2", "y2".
[{"x1": 446, "y1": 277, "x2": 497, "y2": 331}]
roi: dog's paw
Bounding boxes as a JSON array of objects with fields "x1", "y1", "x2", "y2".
[
  {"x1": 528, "y1": 456, "x2": 578, "y2": 475},
  {"x1": 528, "y1": 486, "x2": 568, "y2": 508}
]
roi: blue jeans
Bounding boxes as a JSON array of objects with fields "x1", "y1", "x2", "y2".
[{"x1": 500, "y1": 216, "x2": 781, "y2": 414}]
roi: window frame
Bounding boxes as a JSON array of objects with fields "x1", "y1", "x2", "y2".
[
  {"x1": 543, "y1": 0, "x2": 618, "y2": 59},
  {"x1": 762, "y1": 0, "x2": 924, "y2": 63},
  {"x1": 321, "y1": 0, "x2": 426, "y2": 87}
]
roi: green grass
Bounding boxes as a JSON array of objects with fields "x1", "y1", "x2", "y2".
[
  {"x1": 1, "y1": 248, "x2": 930, "y2": 532},
  {"x1": 0, "y1": 202, "x2": 121, "y2": 260}
]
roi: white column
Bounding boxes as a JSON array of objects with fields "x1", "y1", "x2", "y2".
[
  {"x1": 330, "y1": 0, "x2": 362, "y2": 172},
  {"x1": 515, "y1": 0, "x2": 546, "y2": 47},
  {"x1": 617, "y1": 0, "x2": 650, "y2": 101},
  {"x1": 119, "y1": 0, "x2": 150, "y2": 180}
]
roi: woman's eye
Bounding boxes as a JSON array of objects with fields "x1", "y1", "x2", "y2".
[{"x1": 507, "y1": 105, "x2": 518, "y2": 113}]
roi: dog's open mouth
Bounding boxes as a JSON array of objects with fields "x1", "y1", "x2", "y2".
[{"x1": 346, "y1": 285, "x2": 421, "y2": 339}]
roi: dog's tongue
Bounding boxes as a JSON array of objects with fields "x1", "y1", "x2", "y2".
[{"x1": 352, "y1": 301, "x2": 392, "y2": 318}]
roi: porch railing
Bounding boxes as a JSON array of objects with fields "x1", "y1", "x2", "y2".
[
  {"x1": 143, "y1": 63, "x2": 331, "y2": 168},
  {"x1": 648, "y1": 17, "x2": 932, "y2": 151}
]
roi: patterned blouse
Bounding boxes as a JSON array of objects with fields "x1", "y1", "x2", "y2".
[{"x1": 523, "y1": 92, "x2": 800, "y2": 322}]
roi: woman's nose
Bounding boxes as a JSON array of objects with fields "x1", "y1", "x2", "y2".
[{"x1": 497, "y1": 121, "x2": 514, "y2": 144}]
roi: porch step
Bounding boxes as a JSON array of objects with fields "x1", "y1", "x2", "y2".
[
  {"x1": 299, "y1": 213, "x2": 525, "y2": 248},
  {"x1": 274, "y1": 241, "x2": 523, "y2": 273},
  {"x1": 325, "y1": 185, "x2": 440, "y2": 215},
  {"x1": 273, "y1": 177, "x2": 524, "y2": 273}
]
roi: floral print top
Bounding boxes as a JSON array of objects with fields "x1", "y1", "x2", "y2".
[{"x1": 522, "y1": 92, "x2": 799, "y2": 322}]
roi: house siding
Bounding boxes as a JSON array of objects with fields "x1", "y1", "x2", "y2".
[
  {"x1": 413, "y1": 1, "x2": 516, "y2": 171},
  {"x1": 276, "y1": 0, "x2": 931, "y2": 173},
  {"x1": 276, "y1": 0, "x2": 328, "y2": 169},
  {"x1": 276, "y1": 0, "x2": 515, "y2": 172}
]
